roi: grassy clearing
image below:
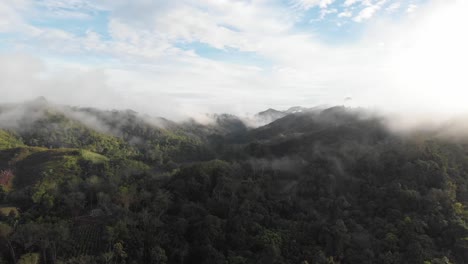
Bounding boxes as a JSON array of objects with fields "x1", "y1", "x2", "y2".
[{"x1": 80, "y1": 150, "x2": 109, "y2": 164}]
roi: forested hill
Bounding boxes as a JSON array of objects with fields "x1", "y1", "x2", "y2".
[{"x1": 0, "y1": 99, "x2": 467, "y2": 264}]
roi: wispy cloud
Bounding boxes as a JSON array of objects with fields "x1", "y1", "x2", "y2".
[
  {"x1": 292, "y1": 0, "x2": 336, "y2": 10},
  {"x1": 338, "y1": 10, "x2": 353, "y2": 17},
  {"x1": 386, "y1": 2, "x2": 401, "y2": 12},
  {"x1": 407, "y1": 3, "x2": 418, "y2": 13},
  {"x1": 343, "y1": 0, "x2": 361, "y2": 7},
  {"x1": 353, "y1": 0, "x2": 387, "y2": 22}
]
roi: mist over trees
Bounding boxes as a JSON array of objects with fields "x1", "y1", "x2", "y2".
[{"x1": 0, "y1": 99, "x2": 467, "y2": 264}]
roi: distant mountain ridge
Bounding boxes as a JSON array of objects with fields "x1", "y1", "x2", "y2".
[{"x1": 253, "y1": 105, "x2": 327, "y2": 125}]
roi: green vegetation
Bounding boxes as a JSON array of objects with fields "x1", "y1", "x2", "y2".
[
  {"x1": 80, "y1": 150, "x2": 109, "y2": 164},
  {"x1": 0, "y1": 129, "x2": 24, "y2": 150},
  {"x1": 18, "y1": 111, "x2": 136, "y2": 158},
  {"x1": 0, "y1": 102, "x2": 467, "y2": 263}
]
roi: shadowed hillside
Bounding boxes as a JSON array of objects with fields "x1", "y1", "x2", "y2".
[{"x1": 0, "y1": 101, "x2": 467, "y2": 264}]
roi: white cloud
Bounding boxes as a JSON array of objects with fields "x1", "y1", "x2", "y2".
[
  {"x1": 99, "y1": 0, "x2": 295, "y2": 54},
  {"x1": 292, "y1": 0, "x2": 335, "y2": 10},
  {"x1": 353, "y1": 0, "x2": 387, "y2": 22},
  {"x1": 33, "y1": 0, "x2": 101, "y2": 19},
  {"x1": 386, "y1": 2, "x2": 401, "y2": 13},
  {"x1": 319, "y1": 8, "x2": 338, "y2": 19},
  {"x1": 407, "y1": 4, "x2": 417, "y2": 13},
  {"x1": 354, "y1": 7, "x2": 378, "y2": 22},
  {"x1": 338, "y1": 10, "x2": 352, "y2": 17},
  {"x1": 344, "y1": 0, "x2": 360, "y2": 7},
  {"x1": 0, "y1": 0, "x2": 35, "y2": 33},
  {"x1": 375, "y1": 0, "x2": 468, "y2": 113}
]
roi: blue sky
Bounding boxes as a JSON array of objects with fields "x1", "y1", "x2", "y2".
[
  {"x1": 0, "y1": 0, "x2": 466, "y2": 119},
  {"x1": 9, "y1": 0, "x2": 427, "y2": 60}
]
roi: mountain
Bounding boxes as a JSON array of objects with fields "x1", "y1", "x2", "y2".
[
  {"x1": 254, "y1": 108, "x2": 288, "y2": 125},
  {"x1": 284, "y1": 106, "x2": 310, "y2": 114},
  {"x1": 0, "y1": 100, "x2": 467, "y2": 264},
  {"x1": 0, "y1": 98, "x2": 217, "y2": 164},
  {"x1": 253, "y1": 105, "x2": 327, "y2": 126}
]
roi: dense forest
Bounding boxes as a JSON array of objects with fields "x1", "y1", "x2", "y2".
[{"x1": 0, "y1": 98, "x2": 467, "y2": 264}]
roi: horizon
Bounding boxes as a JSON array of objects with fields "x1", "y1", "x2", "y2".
[{"x1": 5, "y1": 95, "x2": 468, "y2": 137}]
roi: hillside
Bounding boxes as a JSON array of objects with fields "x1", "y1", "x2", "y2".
[
  {"x1": 0, "y1": 130, "x2": 24, "y2": 150},
  {"x1": 0, "y1": 101, "x2": 467, "y2": 264}
]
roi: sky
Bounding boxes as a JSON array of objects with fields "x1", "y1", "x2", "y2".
[{"x1": 0, "y1": 0, "x2": 467, "y2": 119}]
